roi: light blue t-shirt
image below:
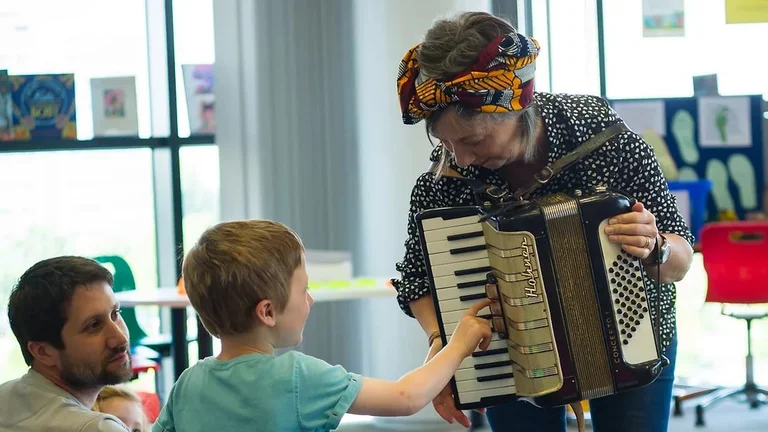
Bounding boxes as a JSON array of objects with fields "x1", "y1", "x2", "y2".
[{"x1": 151, "y1": 350, "x2": 363, "y2": 432}]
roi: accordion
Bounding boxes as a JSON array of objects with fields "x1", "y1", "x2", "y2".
[{"x1": 416, "y1": 186, "x2": 666, "y2": 409}]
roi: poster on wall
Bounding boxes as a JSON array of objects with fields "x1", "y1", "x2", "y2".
[
  {"x1": 642, "y1": 0, "x2": 685, "y2": 37},
  {"x1": 0, "y1": 70, "x2": 12, "y2": 140},
  {"x1": 10, "y1": 74, "x2": 77, "y2": 140},
  {"x1": 90, "y1": 76, "x2": 139, "y2": 137},
  {"x1": 725, "y1": 0, "x2": 768, "y2": 24},
  {"x1": 181, "y1": 64, "x2": 215, "y2": 135},
  {"x1": 697, "y1": 96, "x2": 752, "y2": 148}
]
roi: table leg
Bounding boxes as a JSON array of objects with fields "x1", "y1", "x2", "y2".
[
  {"x1": 197, "y1": 316, "x2": 213, "y2": 359},
  {"x1": 170, "y1": 308, "x2": 188, "y2": 379}
]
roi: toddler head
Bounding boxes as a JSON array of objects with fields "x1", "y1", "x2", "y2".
[{"x1": 93, "y1": 386, "x2": 147, "y2": 432}]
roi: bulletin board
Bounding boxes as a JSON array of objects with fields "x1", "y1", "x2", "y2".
[{"x1": 609, "y1": 95, "x2": 765, "y2": 227}]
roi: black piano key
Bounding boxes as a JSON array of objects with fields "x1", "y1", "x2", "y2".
[
  {"x1": 447, "y1": 231, "x2": 484, "y2": 241},
  {"x1": 459, "y1": 293, "x2": 488, "y2": 301},
  {"x1": 455, "y1": 266, "x2": 492, "y2": 276},
  {"x1": 477, "y1": 372, "x2": 515, "y2": 382},
  {"x1": 449, "y1": 244, "x2": 487, "y2": 255},
  {"x1": 472, "y1": 348, "x2": 508, "y2": 358},
  {"x1": 457, "y1": 279, "x2": 486, "y2": 289},
  {"x1": 475, "y1": 360, "x2": 512, "y2": 370}
]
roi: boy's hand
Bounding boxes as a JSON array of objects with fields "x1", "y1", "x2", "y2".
[{"x1": 448, "y1": 298, "x2": 493, "y2": 357}]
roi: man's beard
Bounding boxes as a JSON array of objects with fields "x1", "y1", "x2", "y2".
[{"x1": 59, "y1": 348, "x2": 133, "y2": 389}]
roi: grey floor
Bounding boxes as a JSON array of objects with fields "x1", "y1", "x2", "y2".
[{"x1": 337, "y1": 398, "x2": 768, "y2": 431}]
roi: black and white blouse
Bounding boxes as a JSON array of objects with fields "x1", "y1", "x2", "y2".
[{"x1": 391, "y1": 91, "x2": 694, "y2": 352}]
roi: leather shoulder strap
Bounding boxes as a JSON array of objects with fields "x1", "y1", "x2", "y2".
[{"x1": 512, "y1": 122, "x2": 630, "y2": 199}]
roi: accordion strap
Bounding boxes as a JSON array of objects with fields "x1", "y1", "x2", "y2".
[{"x1": 430, "y1": 122, "x2": 630, "y2": 203}]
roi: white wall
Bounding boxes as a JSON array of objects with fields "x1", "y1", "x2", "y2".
[
  {"x1": 352, "y1": 1, "x2": 491, "y2": 428},
  {"x1": 214, "y1": 0, "x2": 495, "y2": 428}
]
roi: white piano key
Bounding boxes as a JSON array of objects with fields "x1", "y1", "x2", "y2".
[
  {"x1": 455, "y1": 364, "x2": 515, "y2": 382},
  {"x1": 440, "y1": 305, "x2": 491, "y2": 323},
  {"x1": 439, "y1": 296, "x2": 492, "y2": 313},
  {"x1": 458, "y1": 350, "x2": 509, "y2": 369},
  {"x1": 429, "y1": 248, "x2": 489, "y2": 266},
  {"x1": 456, "y1": 376, "x2": 516, "y2": 393},
  {"x1": 424, "y1": 223, "x2": 485, "y2": 243},
  {"x1": 426, "y1": 236, "x2": 486, "y2": 255},
  {"x1": 435, "y1": 286, "x2": 487, "y2": 302},
  {"x1": 421, "y1": 215, "x2": 481, "y2": 231},
  {"x1": 430, "y1": 257, "x2": 491, "y2": 277},
  {"x1": 456, "y1": 386, "x2": 517, "y2": 404},
  {"x1": 434, "y1": 272, "x2": 490, "y2": 289},
  {"x1": 474, "y1": 339, "x2": 508, "y2": 353}
]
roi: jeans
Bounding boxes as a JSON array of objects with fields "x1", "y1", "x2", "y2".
[{"x1": 485, "y1": 336, "x2": 677, "y2": 432}]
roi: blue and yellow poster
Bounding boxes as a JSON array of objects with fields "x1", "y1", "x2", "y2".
[{"x1": 10, "y1": 74, "x2": 77, "y2": 140}]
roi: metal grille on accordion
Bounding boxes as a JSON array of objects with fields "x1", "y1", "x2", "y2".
[{"x1": 416, "y1": 187, "x2": 665, "y2": 410}]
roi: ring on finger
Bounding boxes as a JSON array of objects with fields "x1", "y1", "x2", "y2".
[{"x1": 643, "y1": 236, "x2": 651, "y2": 249}]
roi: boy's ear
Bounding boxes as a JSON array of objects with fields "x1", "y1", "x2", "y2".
[
  {"x1": 254, "y1": 299, "x2": 277, "y2": 327},
  {"x1": 27, "y1": 341, "x2": 60, "y2": 368}
]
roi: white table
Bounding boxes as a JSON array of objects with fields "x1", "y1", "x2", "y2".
[
  {"x1": 115, "y1": 281, "x2": 396, "y2": 377},
  {"x1": 116, "y1": 283, "x2": 396, "y2": 307}
]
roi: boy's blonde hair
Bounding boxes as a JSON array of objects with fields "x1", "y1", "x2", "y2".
[
  {"x1": 182, "y1": 219, "x2": 305, "y2": 337},
  {"x1": 92, "y1": 385, "x2": 147, "y2": 431}
]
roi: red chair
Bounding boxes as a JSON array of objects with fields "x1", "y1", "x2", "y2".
[
  {"x1": 680, "y1": 221, "x2": 768, "y2": 427},
  {"x1": 136, "y1": 391, "x2": 161, "y2": 424}
]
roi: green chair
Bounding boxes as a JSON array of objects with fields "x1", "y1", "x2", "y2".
[{"x1": 93, "y1": 255, "x2": 174, "y2": 359}]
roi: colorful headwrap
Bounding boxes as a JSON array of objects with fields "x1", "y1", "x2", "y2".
[{"x1": 397, "y1": 31, "x2": 540, "y2": 125}]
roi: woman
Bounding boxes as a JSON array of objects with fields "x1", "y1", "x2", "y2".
[{"x1": 391, "y1": 11, "x2": 694, "y2": 432}]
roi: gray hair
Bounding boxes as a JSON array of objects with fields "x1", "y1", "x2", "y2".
[
  {"x1": 417, "y1": 11, "x2": 540, "y2": 180},
  {"x1": 426, "y1": 107, "x2": 539, "y2": 180}
]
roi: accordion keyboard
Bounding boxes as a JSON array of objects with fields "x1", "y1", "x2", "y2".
[{"x1": 421, "y1": 213, "x2": 517, "y2": 405}]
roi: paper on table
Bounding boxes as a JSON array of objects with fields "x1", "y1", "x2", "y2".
[
  {"x1": 697, "y1": 96, "x2": 751, "y2": 148},
  {"x1": 613, "y1": 100, "x2": 666, "y2": 136}
]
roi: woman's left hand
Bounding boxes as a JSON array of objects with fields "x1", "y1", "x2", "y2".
[{"x1": 604, "y1": 202, "x2": 658, "y2": 260}]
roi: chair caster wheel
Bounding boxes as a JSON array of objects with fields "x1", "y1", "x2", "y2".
[
  {"x1": 695, "y1": 405, "x2": 705, "y2": 427},
  {"x1": 750, "y1": 400, "x2": 760, "y2": 409}
]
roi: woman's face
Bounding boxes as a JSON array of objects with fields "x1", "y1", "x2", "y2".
[{"x1": 431, "y1": 108, "x2": 527, "y2": 170}]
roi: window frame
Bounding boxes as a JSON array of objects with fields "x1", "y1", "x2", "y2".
[{"x1": 0, "y1": 0, "x2": 215, "y2": 374}]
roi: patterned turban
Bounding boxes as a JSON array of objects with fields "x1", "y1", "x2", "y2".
[{"x1": 397, "y1": 31, "x2": 540, "y2": 125}]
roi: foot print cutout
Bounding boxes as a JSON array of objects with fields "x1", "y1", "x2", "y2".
[
  {"x1": 727, "y1": 154, "x2": 757, "y2": 210},
  {"x1": 677, "y1": 166, "x2": 699, "y2": 181},
  {"x1": 706, "y1": 159, "x2": 735, "y2": 215},
  {"x1": 671, "y1": 110, "x2": 699, "y2": 165}
]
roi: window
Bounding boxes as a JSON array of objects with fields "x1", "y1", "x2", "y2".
[
  {"x1": 603, "y1": 0, "x2": 768, "y2": 99},
  {"x1": 180, "y1": 144, "x2": 220, "y2": 253},
  {"x1": 538, "y1": 0, "x2": 600, "y2": 95},
  {"x1": 0, "y1": 0, "x2": 152, "y2": 139},
  {"x1": 173, "y1": 0, "x2": 215, "y2": 138},
  {"x1": 0, "y1": 149, "x2": 159, "y2": 383}
]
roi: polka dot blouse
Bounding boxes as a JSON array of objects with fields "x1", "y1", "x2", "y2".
[{"x1": 391, "y1": 91, "x2": 694, "y2": 353}]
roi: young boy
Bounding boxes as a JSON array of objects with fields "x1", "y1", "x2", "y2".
[{"x1": 152, "y1": 220, "x2": 493, "y2": 432}]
